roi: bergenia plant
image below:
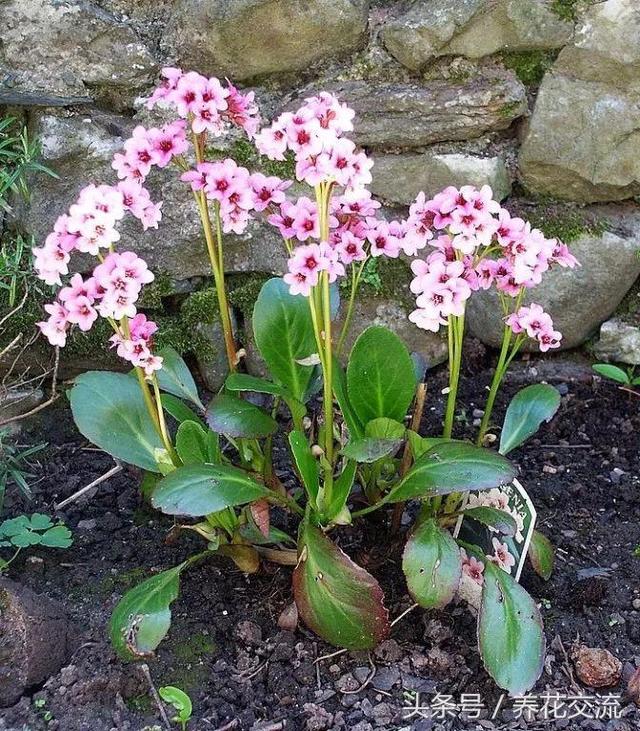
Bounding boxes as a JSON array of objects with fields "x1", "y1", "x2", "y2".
[{"x1": 32, "y1": 68, "x2": 576, "y2": 696}]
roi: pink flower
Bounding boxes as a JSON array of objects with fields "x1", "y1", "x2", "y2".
[
  {"x1": 290, "y1": 197, "x2": 319, "y2": 242},
  {"x1": 461, "y1": 553, "x2": 485, "y2": 586},
  {"x1": 268, "y1": 201, "x2": 298, "y2": 240},
  {"x1": 248, "y1": 173, "x2": 291, "y2": 211},
  {"x1": 32, "y1": 242, "x2": 70, "y2": 286},
  {"x1": 224, "y1": 81, "x2": 260, "y2": 136},
  {"x1": 255, "y1": 117, "x2": 290, "y2": 161},
  {"x1": 37, "y1": 302, "x2": 70, "y2": 347},
  {"x1": 491, "y1": 538, "x2": 516, "y2": 574},
  {"x1": 148, "y1": 120, "x2": 188, "y2": 167},
  {"x1": 336, "y1": 230, "x2": 366, "y2": 265},
  {"x1": 145, "y1": 67, "x2": 184, "y2": 109},
  {"x1": 366, "y1": 219, "x2": 402, "y2": 258}
]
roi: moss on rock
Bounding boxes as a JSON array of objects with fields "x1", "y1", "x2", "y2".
[{"x1": 499, "y1": 50, "x2": 556, "y2": 86}]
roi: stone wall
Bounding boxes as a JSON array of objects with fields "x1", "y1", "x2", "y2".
[{"x1": 2, "y1": 0, "x2": 639, "y2": 385}]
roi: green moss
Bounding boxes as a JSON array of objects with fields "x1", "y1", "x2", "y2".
[
  {"x1": 551, "y1": 0, "x2": 582, "y2": 22},
  {"x1": 173, "y1": 631, "x2": 217, "y2": 662},
  {"x1": 228, "y1": 272, "x2": 271, "y2": 316},
  {"x1": 499, "y1": 50, "x2": 556, "y2": 86},
  {"x1": 136, "y1": 271, "x2": 175, "y2": 311},
  {"x1": 498, "y1": 101, "x2": 521, "y2": 120},
  {"x1": 526, "y1": 206, "x2": 606, "y2": 243},
  {"x1": 181, "y1": 287, "x2": 220, "y2": 327},
  {"x1": 126, "y1": 695, "x2": 154, "y2": 714}
]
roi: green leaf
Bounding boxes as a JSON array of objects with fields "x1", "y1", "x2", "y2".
[
  {"x1": 156, "y1": 347, "x2": 204, "y2": 410},
  {"x1": 332, "y1": 358, "x2": 364, "y2": 439},
  {"x1": 462, "y1": 506, "x2": 517, "y2": 537},
  {"x1": 70, "y1": 372, "x2": 165, "y2": 471},
  {"x1": 39, "y1": 525, "x2": 73, "y2": 548},
  {"x1": 478, "y1": 559, "x2": 546, "y2": 695},
  {"x1": 253, "y1": 278, "x2": 317, "y2": 402},
  {"x1": 402, "y1": 519, "x2": 462, "y2": 609},
  {"x1": 152, "y1": 464, "x2": 270, "y2": 517},
  {"x1": 288, "y1": 431, "x2": 319, "y2": 505},
  {"x1": 159, "y1": 686, "x2": 192, "y2": 724},
  {"x1": 29, "y1": 513, "x2": 53, "y2": 530},
  {"x1": 342, "y1": 438, "x2": 402, "y2": 463},
  {"x1": 110, "y1": 564, "x2": 185, "y2": 660},
  {"x1": 206, "y1": 393, "x2": 277, "y2": 439},
  {"x1": 528, "y1": 529, "x2": 554, "y2": 581},
  {"x1": 365, "y1": 417, "x2": 406, "y2": 440},
  {"x1": 175, "y1": 421, "x2": 220, "y2": 465},
  {"x1": 0, "y1": 515, "x2": 29, "y2": 537},
  {"x1": 500, "y1": 385, "x2": 561, "y2": 455},
  {"x1": 407, "y1": 432, "x2": 453, "y2": 460},
  {"x1": 387, "y1": 442, "x2": 516, "y2": 503},
  {"x1": 346, "y1": 326, "x2": 416, "y2": 425},
  {"x1": 592, "y1": 363, "x2": 631, "y2": 385},
  {"x1": 293, "y1": 524, "x2": 390, "y2": 650},
  {"x1": 161, "y1": 394, "x2": 206, "y2": 427},
  {"x1": 324, "y1": 460, "x2": 357, "y2": 522},
  {"x1": 225, "y1": 373, "x2": 285, "y2": 396}
]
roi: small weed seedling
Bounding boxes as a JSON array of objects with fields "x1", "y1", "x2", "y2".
[
  {"x1": 593, "y1": 363, "x2": 640, "y2": 396},
  {"x1": 0, "y1": 513, "x2": 72, "y2": 572},
  {"x1": 159, "y1": 686, "x2": 193, "y2": 730}
]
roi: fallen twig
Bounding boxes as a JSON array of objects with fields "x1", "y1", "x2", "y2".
[
  {"x1": 140, "y1": 663, "x2": 172, "y2": 730},
  {"x1": 54, "y1": 459, "x2": 122, "y2": 510}
]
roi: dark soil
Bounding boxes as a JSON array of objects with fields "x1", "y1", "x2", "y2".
[{"x1": 2, "y1": 354, "x2": 640, "y2": 731}]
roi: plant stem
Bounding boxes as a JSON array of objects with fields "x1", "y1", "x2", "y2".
[
  {"x1": 477, "y1": 325, "x2": 512, "y2": 446},
  {"x1": 321, "y1": 270, "x2": 334, "y2": 503},
  {"x1": 443, "y1": 312, "x2": 465, "y2": 439},
  {"x1": 336, "y1": 260, "x2": 364, "y2": 357},
  {"x1": 151, "y1": 374, "x2": 180, "y2": 463}
]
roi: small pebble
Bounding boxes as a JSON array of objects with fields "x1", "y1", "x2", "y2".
[{"x1": 632, "y1": 599, "x2": 640, "y2": 611}]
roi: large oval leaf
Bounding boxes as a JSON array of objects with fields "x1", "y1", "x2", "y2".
[
  {"x1": 152, "y1": 464, "x2": 269, "y2": 516},
  {"x1": 225, "y1": 373, "x2": 285, "y2": 396},
  {"x1": 293, "y1": 524, "x2": 389, "y2": 650},
  {"x1": 206, "y1": 393, "x2": 277, "y2": 438},
  {"x1": 463, "y1": 506, "x2": 517, "y2": 537},
  {"x1": 500, "y1": 384, "x2": 561, "y2": 455},
  {"x1": 342, "y1": 437, "x2": 403, "y2": 463},
  {"x1": 156, "y1": 347, "x2": 204, "y2": 410},
  {"x1": 387, "y1": 442, "x2": 516, "y2": 503},
  {"x1": 253, "y1": 278, "x2": 317, "y2": 402},
  {"x1": 175, "y1": 421, "x2": 220, "y2": 465},
  {"x1": 346, "y1": 326, "x2": 416, "y2": 425},
  {"x1": 109, "y1": 563, "x2": 185, "y2": 660},
  {"x1": 528, "y1": 529, "x2": 554, "y2": 581},
  {"x1": 403, "y1": 519, "x2": 462, "y2": 609},
  {"x1": 478, "y1": 559, "x2": 546, "y2": 695},
  {"x1": 70, "y1": 371, "x2": 164, "y2": 471}
]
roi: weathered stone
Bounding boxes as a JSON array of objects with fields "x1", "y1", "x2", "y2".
[
  {"x1": 0, "y1": 388, "x2": 44, "y2": 424},
  {"x1": 519, "y1": 75, "x2": 640, "y2": 202},
  {"x1": 554, "y1": 0, "x2": 640, "y2": 87},
  {"x1": 382, "y1": 0, "x2": 573, "y2": 71},
  {"x1": 519, "y1": 1, "x2": 640, "y2": 202},
  {"x1": 0, "y1": 0, "x2": 157, "y2": 109},
  {"x1": 0, "y1": 578, "x2": 72, "y2": 707},
  {"x1": 301, "y1": 70, "x2": 527, "y2": 149},
  {"x1": 572, "y1": 645, "x2": 622, "y2": 688},
  {"x1": 593, "y1": 319, "x2": 640, "y2": 365},
  {"x1": 163, "y1": 0, "x2": 369, "y2": 80},
  {"x1": 17, "y1": 112, "x2": 288, "y2": 281},
  {"x1": 370, "y1": 152, "x2": 511, "y2": 205},
  {"x1": 192, "y1": 320, "x2": 235, "y2": 392},
  {"x1": 467, "y1": 207, "x2": 640, "y2": 349}
]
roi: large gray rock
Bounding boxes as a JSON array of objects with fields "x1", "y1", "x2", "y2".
[
  {"x1": 382, "y1": 0, "x2": 573, "y2": 71},
  {"x1": 519, "y1": 75, "x2": 640, "y2": 202},
  {"x1": 593, "y1": 319, "x2": 640, "y2": 365},
  {"x1": 163, "y1": 0, "x2": 369, "y2": 80},
  {"x1": 554, "y1": 0, "x2": 640, "y2": 87},
  {"x1": 519, "y1": 0, "x2": 640, "y2": 202},
  {"x1": 17, "y1": 112, "x2": 288, "y2": 281},
  {"x1": 0, "y1": 0, "x2": 157, "y2": 109},
  {"x1": 467, "y1": 207, "x2": 640, "y2": 350},
  {"x1": 303, "y1": 70, "x2": 527, "y2": 149},
  {"x1": 370, "y1": 152, "x2": 511, "y2": 205}
]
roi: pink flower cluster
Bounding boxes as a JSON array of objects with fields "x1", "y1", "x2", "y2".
[
  {"x1": 181, "y1": 159, "x2": 291, "y2": 235},
  {"x1": 406, "y1": 185, "x2": 578, "y2": 350},
  {"x1": 283, "y1": 242, "x2": 345, "y2": 296},
  {"x1": 256, "y1": 92, "x2": 371, "y2": 189},
  {"x1": 505, "y1": 303, "x2": 561, "y2": 352},
  {"x1": 145, "y1": 68, "x2": 260, "y2": 138}
]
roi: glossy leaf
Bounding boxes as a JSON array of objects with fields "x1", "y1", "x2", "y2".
[
  {"x1": 406, "y1": 432, "x2": 453, "y2": 460},
  {"x1": 158, "y1": 686, "x2": 192, "y2": 725},
  {"x1": 500, "y1": 384, "x2": 561, "y2": 455},
  {"x1": 342, "y1": 437, "x2": 402, "y2": 463},
  {"x1": 402, "y1": 519, "x2": 462, "y2": 609},
  {"x1": 110, "y1": 563, "x2": 185, "y2": 660},
  {"x1": 70, "y1": 371, "x2": 164, "y2": 471},
  {"x1": 175, "y1": 421, "x2": 220, "y2": 465},
  {"x1": 346, "y1": 326, "x2": 416, "y2": 425},
  {"x1": 592, "y1": 363, "x2": 630, "y2": 385},
  {"x1": 528, "y1": 529, "x2": 554, "y2": 581},
  {"x1": 253, "y1": 278, "x2": 317, "y2": 402},
  {"x1": 365, "y1": 417, "x2": 406, "y2": 439},
  {"x1": 293, "y1": 524, "x2": 390, "y2": 650},
  {"x1": 152, "y1": 464, "x2": 269, "y2": 517},
  {"x1": 161, "y1": 394, "x2": 206, "y2": 427},
  {"x1": 462, "y1": 506, "x2": 517, "y2": 537},
  {"x1": 324, "y1": 460, "x2": 357, "y2": 522},
  {"x1": 289, "y1": 430, "x2": 319, "y2": 504},
  {"x1": 206, "y1": 393, "x2": 277, "y2": 438},
  {"x1": 478, "y1": 559, "x2": 546, "y2": 695},
  {"x1": 225, "y1": 373, "x2": 285, "y2": 396},
  {"x1": 156, "y1": 347, "x2": 204, "y2": 410},
  {"x1": 387, "y1": 442, "x2": 516, "y2": 503}
]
